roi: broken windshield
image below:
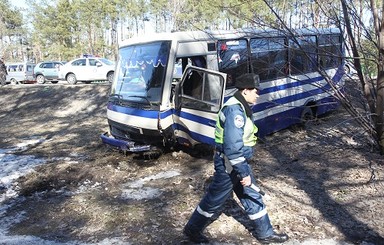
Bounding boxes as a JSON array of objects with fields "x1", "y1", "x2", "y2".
[{"x1": 110, "y1": 41, "x2": 171, "y2": 104}]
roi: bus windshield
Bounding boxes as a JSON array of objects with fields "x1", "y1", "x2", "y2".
[{"x1": 111, "y1": 41, "x2": 171, "y2": 104}]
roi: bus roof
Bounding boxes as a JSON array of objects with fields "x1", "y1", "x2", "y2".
[{"x1": 119, "y1": 27, "x2": 341, "y2": 48}]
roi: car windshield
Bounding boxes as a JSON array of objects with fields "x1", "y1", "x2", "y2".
[
  {"x1": 99, "y1": 58, "x2": 115, "y2": 66},
  {"x1": 110, "y1": 41, "x2": 171, "y2": 105}
]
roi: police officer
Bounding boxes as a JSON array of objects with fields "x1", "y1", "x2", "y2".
[
  {"x1": 0, "y1": 57, "x2": 7, "y2": 86},
  {"x1": 183, "y1": 73, "x2": 289, "y2": 244}
]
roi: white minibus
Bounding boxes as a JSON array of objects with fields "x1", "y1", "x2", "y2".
[{"x1": 5, "y1": 62, "x2": 36, "y2": 84}]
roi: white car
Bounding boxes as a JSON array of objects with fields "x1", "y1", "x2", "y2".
[{"x1": 58, "y1": 57, "x2": 115, "y2": 84}]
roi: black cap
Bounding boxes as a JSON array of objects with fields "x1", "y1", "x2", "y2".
[{"x1": 235, "y1": 73, "x2": 261, "y2": 90}]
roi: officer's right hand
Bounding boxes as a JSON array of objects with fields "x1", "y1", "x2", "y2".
[{"x1": 240, "y1": 175, "x2": 251, "y2": 186}]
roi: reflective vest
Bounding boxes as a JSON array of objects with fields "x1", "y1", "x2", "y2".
[{"x1": 215, "y1": 96, "x2": 258, "y2": 146}]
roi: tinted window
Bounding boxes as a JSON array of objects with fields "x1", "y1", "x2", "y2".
[
  {"x1": 27, "y1": 65, "x2": 34, "y2": 72},
  {"x1": 318, "y1": 34, "x2": 342, "y2": 69},
  {"x1": 182, "y1": 69, "x2": 224, "y2": 112},
  {"x1": 250, "y1": 37, "x2": 287, "y2": 81},
  {"x1": 111, "y1": 41, "x2": 171, "y2": 104},
  {"x1": 8, "y1": 65, "x2": 17, "y2": 72},
  {"x1": 89, "y1": 59, "x2": 98, "y2": 66},
  {"x1": 290, "y1": 35, "x2": 317, "y2": 75},
  {"x1": 99, "y1": 58, "x2": 114, "y2": 65},
  {"x1": 217, "y1": 39, "x2": 249, "y2": 87},
  {"x1": 42, "y1": 62, "x2": 54, "y2": 68},
  {"x1": 72, "y1": 59, "x2": 86, "y2": 66}
]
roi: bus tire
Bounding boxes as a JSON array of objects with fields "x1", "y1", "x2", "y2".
[{"x1": 300, "y1": 106, "x2": 314, "y2": 126}]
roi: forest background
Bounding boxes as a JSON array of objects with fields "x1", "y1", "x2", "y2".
[{"x1": 0, "y1": 0, "x2": 371, "y2": 63}]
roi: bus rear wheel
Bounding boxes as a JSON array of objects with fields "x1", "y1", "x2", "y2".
[{"x1": 300, "y1": 106, "x2": 315, "y2": 126}]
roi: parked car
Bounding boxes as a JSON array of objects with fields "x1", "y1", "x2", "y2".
[
  {"x1": 34, "y1": 61, "x2": 65, "y2": 84},
  {"x1": 5, "y1": 62, "x2": 36, "y2": 85},
  {"x1": 58, "y1": 57, "x2": 115, "y2": 84}
]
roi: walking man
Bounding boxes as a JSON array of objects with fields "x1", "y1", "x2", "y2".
[{"x1": 183, "y1": 73, "x2": 289, "y2": 244}]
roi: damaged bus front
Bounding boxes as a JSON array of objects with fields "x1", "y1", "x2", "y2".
[{"x1": 100, "y1": 32, "x2": 228, "y2": 153}]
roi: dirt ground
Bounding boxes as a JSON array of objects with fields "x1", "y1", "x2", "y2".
[{"x1": 0, "y1": 80, "x2": 383, "y2": 245}]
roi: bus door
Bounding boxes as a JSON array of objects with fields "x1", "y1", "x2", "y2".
[{"x1": 173, "y1": 66, "x2": 227, "y2": 146}]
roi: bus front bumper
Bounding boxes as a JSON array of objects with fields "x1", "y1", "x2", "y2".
[{"x1": 100, "y1": 132, "x2": 151, "y2": 152}]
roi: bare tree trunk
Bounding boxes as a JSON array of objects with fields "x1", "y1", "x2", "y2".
[
  {"x1": 341, "y1": 1, "x2": 377, "y2": 121},
  {"x1": 111, "y1": 18, "x2": 118, "y2": 59},
  {"x1": 371, "y1": 0, "x2": 384, "y2": 154}
]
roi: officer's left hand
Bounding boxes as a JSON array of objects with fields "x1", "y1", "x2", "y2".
[{"x1": 240, "y1": 175, "x2": 251, "y2": 186}]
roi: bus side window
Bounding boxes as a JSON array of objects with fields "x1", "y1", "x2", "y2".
[
  {"x1": 250, "y1": 37, "x2": 287, "y2": 81},
  {"x1": 173, "y1": 58, "x2": 183, "y2": 82},
  {"x1": 290, "y1": 36, "x2": 317, "y2": 75},
  {"x1": 217, "y1": 39, "x2": 249, "y2": 87},
  {"x1": 183, "y1": 70, "x2": 203, "y2": 99},
  {"x1": 175, "y1": 56, "x2": 206, "y2": 82},
  {"x1": 318, "y1": 34, "x2": 342, "y2": 69},
  {"x1": 181, "y1": 69, "x2": 223, "y2": 113}
]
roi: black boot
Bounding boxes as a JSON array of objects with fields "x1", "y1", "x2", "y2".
[
  {"x1": 183, "y1": 224, "x2": 209, "y2": 243},
  {"x1": 258, "y1": 232, "x2": 289, "y2": 244}
]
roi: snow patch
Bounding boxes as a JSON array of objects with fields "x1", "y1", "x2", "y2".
[
  {"x1": 0, "y1": 139, "x2": 47, "y2": 203},
  {"x1": 121, "y1": 170, "x2": 180, "y2": 200}
]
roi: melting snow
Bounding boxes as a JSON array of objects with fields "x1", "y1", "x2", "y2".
[
  {"x1": 0, "y1": 139, "x2": 181, "y2": 244},
  {"x1": 121, "y1": 170, "x2": 181, "y2": 200},
  {"x1": 0, "y1": 139, "x2": 47, "y2": 203},
  {"x1": 0, "y1": 140, "x2": 353, "y2": 245}
]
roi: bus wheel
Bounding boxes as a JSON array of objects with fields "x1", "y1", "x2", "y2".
[
  {"x1": 10, "y1": 79, "x2": 18, "y2": 85},
  {"x1": 300, "y1": 106, "x2": 314, "y2": 126}
]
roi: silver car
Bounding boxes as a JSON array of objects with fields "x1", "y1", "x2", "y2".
[{"x1": 34, "y1": 61, "x2": 64, "y2": 84}]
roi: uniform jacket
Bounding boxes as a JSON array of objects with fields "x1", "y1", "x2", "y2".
[{"x1": 215, "y1": 95, "x2": 258, "y2": 178}]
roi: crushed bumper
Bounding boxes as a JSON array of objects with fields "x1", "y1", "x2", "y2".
[{"x1": 100, "y1": 132, "x2": 151, "y2": 152}]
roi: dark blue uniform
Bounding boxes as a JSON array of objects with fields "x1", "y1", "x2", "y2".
[{"x1": 185, "y1": 96, "x2": 274, "y2": 239}]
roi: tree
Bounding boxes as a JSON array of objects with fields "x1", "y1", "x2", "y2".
[
  {"x1": 28, "y1": 0, "x2": 79, "y2": 61},
  {"x1": 338, "y1": 0, "x2": 384, "y2": 153},
  {"x1": 0, "y1": 0, "x2": 25, "y2": 61}
]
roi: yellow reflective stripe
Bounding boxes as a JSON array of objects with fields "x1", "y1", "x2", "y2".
[
  {"x1": 196, "y1": 205, "x2": 214, "y2": 218},
  {"x1": 229, "y1": 156, "x2": 246, "y2": 166},
  {"x1": 248, "y1": 208, "x2": 268, "y2": 220}
]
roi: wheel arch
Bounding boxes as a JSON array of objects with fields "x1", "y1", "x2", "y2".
[{"x1": 300, "y1": 99, "x2": 318, "y2": 124}]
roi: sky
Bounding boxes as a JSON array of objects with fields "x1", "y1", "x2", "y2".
[{"x1": 10, "y1": 0, "x2": 27, "y2": 9}]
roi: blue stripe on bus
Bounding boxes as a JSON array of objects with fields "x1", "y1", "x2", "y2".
[
  {"x1": 159, "y1": 109, "x2": 173, "y2": 119},
  {"x1": 175, "y1": 94, "x2": 339, "y2": 143},
  {"x1": 254, "y1": 75, "x2": 342, "y2": 112},
  {"x1": 256, "y1": 95, "x2": 339, "y2": 137},
  {"x1": 174, "y1": 123, "x2": 215, "y2": 145},
  {"x1": 177, "y1": 110, "x2": 216, "y2": 126},
  {"x1": 108, "y1": 103, "x2": 159, "y2": 118},
  {"x1": 108, "y1": 103, "x2": 173, "y2": 119}
]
